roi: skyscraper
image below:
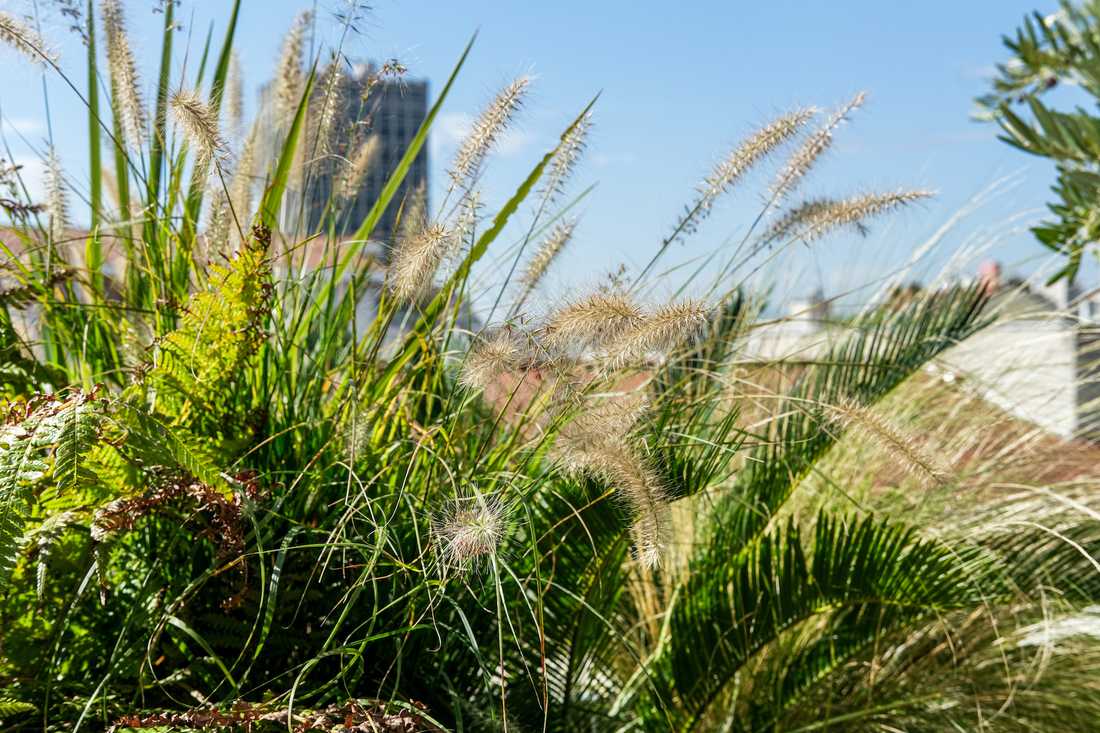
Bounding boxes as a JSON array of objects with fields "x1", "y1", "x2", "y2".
[
  {"x1": 305, "y1": 63, "x2": 429, "y2": 239},
  {"x1": 256, "y1": 63, "x2": 429, "y2": 241}
]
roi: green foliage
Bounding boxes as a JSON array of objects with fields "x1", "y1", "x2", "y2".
[
  {"x1": 0, "y1": 5, "x2": 1096, "y2": 732},
  {"x1": 979, "y1": 0, "x2": 1100, "y2": 283}
]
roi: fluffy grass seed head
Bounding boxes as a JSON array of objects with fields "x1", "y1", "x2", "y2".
[
  {"x1": 338, "y1": 135, "x2": 380, "y2": 202},
  {"x1": 449, "y1": 75, "x2": 531, "y2": 187},
  {"x1": 436, "y1": 494, "x2": 508, "y2": 572},
  {"x1": 552, "y1": 433, "x2": 667, "y2": 568},
  {"x1": 312, "y1": 58, "x2": 346, "y2": 156},
  {"x1": 826, "y1": 397, "x2": 952, "y2": 488},
  {"x1": 460, "y1": 330, "x2": 524, "y2": 392},
  {"x1": 603, "y1": 299, "x2": 710, "y2": 368},
  {"x1": 387, "y1": 223, "x2": 454, "y2": 302},
  {"x1": 44, "y1": 147, "x2": 69, "y2": 245},
  {"x1": 767, "y1": 189, "x2": 935, "y2": 243},
  {"x1": 519, "y1": 218, "x2": 577, "y2": 297},
  {"x1": 225, "y1": 51, "x2": 244, "y2": 142},
  {"x1": 674, "y1": 108, "x2": 815, "y2": 241},
  {"x1": 274, "y1": 11, "x2": 312, "y2": 128},
  {"x1": 0, "y1": 10, "x2": 56, "y2": 65},
  {"x1": 770, "y1": 91, "x2": 866, "y2": 202},
  {"x1": 101, "y1": 0, "x2": 147, "y2": 150},
  {"x1": 543, "y1": 291, "x2": 645, "y2": 353},
  {"x1": 171, "y1": 90, "x2": 227, "y2": 171},
  {"x1": 539, "y1": 112, "x2": 592, "y2": 203}
]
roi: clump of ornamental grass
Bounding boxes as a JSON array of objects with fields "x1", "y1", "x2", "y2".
[
  {"x1": 101, "y1": 0, "x2": 146, "y2": 150},
  {"x1": 0, "y1": 10, "x2": 56, "y2": 65},
  {"x1": 449, "y1": 75, "x2": 531, "y2": 188},
  {"x1": 387, "y1": 223, "x2": 454, "y2": 302}
]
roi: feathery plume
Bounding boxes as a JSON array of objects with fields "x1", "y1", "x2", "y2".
[
  {"x1": 539, "y1": 113, "x2": 592, "y2": 203},
  {"x1": 227, "y1": 122, "x2": 259, "y2": 239},
  {"x1": 387, "y1": 223, "x2": 453, "y2": 302},
  {"x1": 224, "y1": 52, "x2": 244, "y2": 143},
  {"x1": 273, "y1": 11, "x2": 311, "y2": 129},
  {"x1": 518, "y1": 219, "x2": 577, "y2": 303},
  {"x1": 435, "y1": 495, "x2": 507, "y2": 571},
  {"x1": 397, "y1": 182, "x2": 428, "y2": 243},
  {"x1": 672, "y1": 108, "x2": 815, "y2": 242},
  {"x1": 0, "y1": 11, "x2": 56, "y2": 65},
  {"x1": 338, "y1": 135, "x2": 380, "y2": 202},
  {"x1": 44, "y1": 147, "x2": 69, "y2": 245},
  {"x1": 170, "y1": 90, "x2": 227, "y2": 171},
  {"x1": 699, "y1": 109, "x2": 815, "y2": 210},
  {"x1": 101, "y1": 0, "x2": 147, "y2": 149},
  {"x1": 554, "y1": 433, "x2": 667, "y2": 568},
  {"x1": 543, "y1": 291, "x2": 644, "y2": 352},
  {"x1": 770, "y1": 91, "x2": 865, "y2": 202},
  {"x1": 826, "y1": 397, "x2": 952, "y2": 488},
  {"x1": 460, "y1": 330, "x2": 524, "y2": 392},
  {"x1": 766, "y1": 189, "x2": 934, "y2": 243},
  {"x1": 603, "y1": 299, "x2": 709, "y2": 368},
  {"x1": 449, "y1": 75, "x2": 531, "y2": 187},
  {"x1": 312, "y1": 59, "x2": 346, "y2": 157}
]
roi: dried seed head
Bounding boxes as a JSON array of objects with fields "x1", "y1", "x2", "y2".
[
  {"x1": 45, "y1": 147, "x2": 69, "y2": 245},
  {"x1": 397, "y1": 182, "x2": 428, "y2": 242},
  {"x1": 539, "y1": 112, "x2": 592, "y2": 203},
  {"x1": 225, "y1": 51, "x2": 244, "y2": 143},
  {"x1": 274, "y1": 11, "x2": 312, "y2": 129},
  {"x1": 519, "y1": 219, "x2": 577, "y2": 301},
  {"x1": 603, "y1": 299, "x2": 710, "y2": 368},
  {"x1": 436, "y1": 495, "x2": 507, "y2": 571},
  {"x1": 766, "y1": 189, "x2": 934, "y2": 243},
  {"x1": 826, "y1": 397, "x2": 951, "y2": 488},
  {"x1": 227, "y1": 122, "x2": 259, "y2": 240},
  {"x1": 770, "y1": 92, "x2": 865, "y2": 202},
  {"x1": 102, "y1": 0, "x2": 147, "y2": 149},
  {"x1": 338, "y1": 135, "x2": 380, "y2": 202},
  {"x1": 553, "y1": 435, "x2": 667, "y2": 568},
  {"x1": 387, "y1": 223, "x2": 454, "y2": 302},
  {"x1": 460, "y1": 330, "x2": 524, "y2": 392},
  {"x1": 543, "y1": 291, "x2": 644, "y2": 352},
  {"x1": 312, "y1": 58, "x2": 346, "y2": 157},
  {"x1": 0, "y1": 11, "x2": 56, "y2": 65},
  {"x1": 449, "y1": 75, "x2": 531, "y2": 187},
  {"x1": 171, "y1": 90, "x2": 227, "y2": 171},
  {"x1": 672, "y1": 108, "x2": 815, "y2": 242}
]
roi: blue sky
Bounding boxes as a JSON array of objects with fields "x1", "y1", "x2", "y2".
[{"x1": 0, "y1": 0, "x2": 1073, "y2": 306}]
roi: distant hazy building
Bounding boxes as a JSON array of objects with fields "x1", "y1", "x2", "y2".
[
  {"x1": 742, "y1": 264, "x2": 1100, "y2": 442},
  {"x1": 258, "y1": 63, "x2": 429, "y2": 241}
]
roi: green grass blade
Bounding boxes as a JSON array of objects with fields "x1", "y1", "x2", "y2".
[{"x1": 261, "y1": 69, "x2": 317, "y2": 230}]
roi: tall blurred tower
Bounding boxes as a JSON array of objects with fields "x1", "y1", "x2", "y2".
[
  {"x1": 258, "y1": 63, "x2": 429, "y2": 241},
  {"x1": 308, "y1": 63, "x2": 429, "y2": 238}
]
